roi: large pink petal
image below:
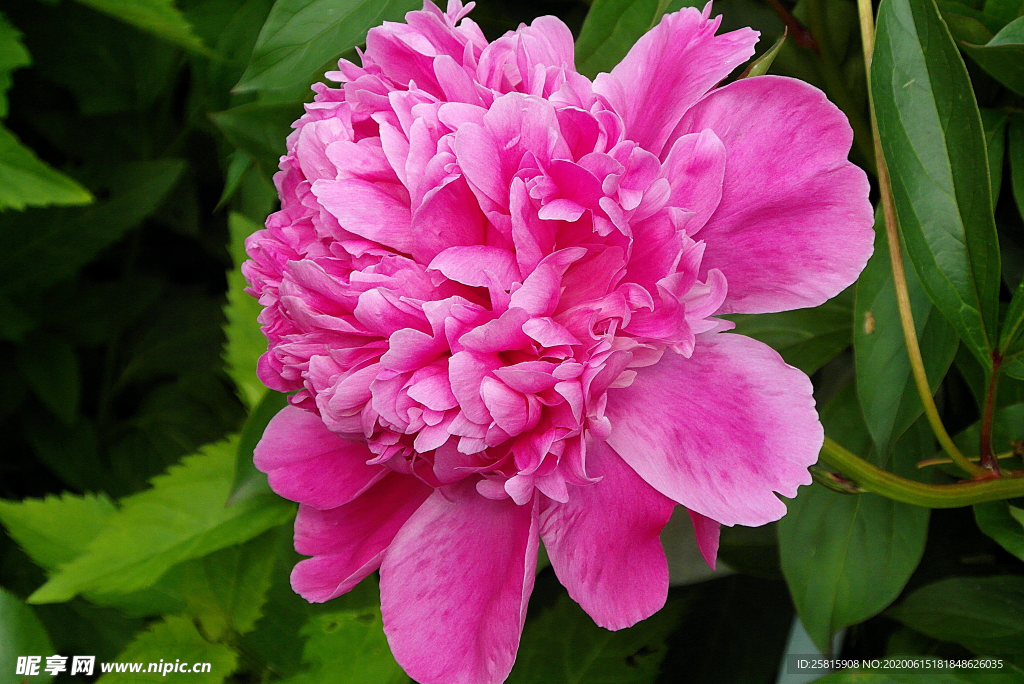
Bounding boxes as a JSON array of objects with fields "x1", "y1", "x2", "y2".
[
  {"x1": 254, "y1": 406, "x2": 387, "y2": 509},
  {"x1": 592, "y1": 6, "x2": 758, "y2": 157},
  {"x1": 290, "y1": 473, "x2": 432, "y2": 602},
  {"x1": 412, "y1": 175, "x2": 488, "y2": 263},
  {"x1": 605, "y1": 333, "x2": 821, "y2": 527},
  {"x1": 540, "y1": 438, "x2": 674, "y2": 630},
  {"x1": 380, "y1": 483, "x2": 538, "y2": 684},
  {"x1": 674, "y1": 76, "x2": 874, "y2": 314},
  {"x1": 312, "y1": 178, "x2": 414, "y2": 254},
  {"x1": 429, "y1": 245, "x2": 521, "y2": 289}
]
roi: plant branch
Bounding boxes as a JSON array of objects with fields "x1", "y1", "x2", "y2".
[
  {"x1": 855, "y1": 0, "x2": 989, "y2": 479},
  {"x1": 917, "y1": 449, "x2": 1016, "y2": 468},
  {"x1": 820, "y1": 437, "x2": 1024, "y2": 507}
]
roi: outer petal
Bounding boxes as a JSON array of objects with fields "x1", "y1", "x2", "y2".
[
  {"x1": 254, "y1": 406, "x2": 387, "y2": 509},
  {"x1": 605, "y1": 333, "x2": 821, "y2": 527},
  {"x1": 291, "y1": 473, "x2": 432, "y2": 602},
  {"x1": 674, "y1": 76, "x2": 874, "y2": 314},
  {"x1": 687, "y1": 509, "x2": 721, "y2": 570},
  {"x1": 540, "y1": 437, "x2": 674, "y2": 630},
  {"x1": 593, "y1": 6, "x2": 758, "y2": 157},
  {"x1": 380, "y1": 482, "x2": 538, "y2": 684}
]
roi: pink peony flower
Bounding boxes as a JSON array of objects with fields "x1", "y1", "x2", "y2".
[{"x1": 244, "y1": 2, "x2": 873, "y2": 682}]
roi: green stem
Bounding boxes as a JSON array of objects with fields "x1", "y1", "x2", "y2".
[
  {"x1": 805, "y1": 0, "x2": 876, "y2": 175},
  {"x1": 855, "y1": 0, "x2": 988, "y2": 479},
  {"x1": 820, "y1": 437, "x2": 1024, "y2": 507}
]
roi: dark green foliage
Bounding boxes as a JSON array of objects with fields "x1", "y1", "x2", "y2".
[
  {"x1": 779, "y1": 384, "x2": 930, "y2": 654},
  {"x1": 873, "y1": 0, "x2": 1002, "y2": 370},
  {"x1": 508, "y1": 590, "x2": 682, "y2": 683},
  {"x1": 0, "y1": 0, "x2": 1023, "y2": 682}
]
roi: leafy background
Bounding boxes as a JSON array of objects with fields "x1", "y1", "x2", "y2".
[{"x1": 1, "y1": 0, "x2": 1024, "y2": 682}]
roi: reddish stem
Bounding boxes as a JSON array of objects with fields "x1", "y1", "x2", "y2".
[
  {"x1": 979, "y1": 351, "x2": 1003, "y2": 475},
  {"x1": 765, "y1": 0, "x2": 819, "y2": 52}
]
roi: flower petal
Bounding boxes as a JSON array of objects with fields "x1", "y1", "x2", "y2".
[
  {"x1": 254, "y1": 406, "x2": 387, "y2": 509},
  {"x1": 380, "y1": 483, "x2": 538, "y2": 684},
  {"x1": 662, "y1": 129, "x2": 726, "y2": 234},
  {"x1": 592, "y1": 6, "x2": 758, "y2": 157},
  {"x1": 673, "y1": 75, "x2": 874, "y2": 314},
  {"x1": 429, "y1": 245, "x2": 522, "y2": 289},
  {"x1": 312, "y1": 178, "x2": 414, "y2": 254},
  {"x1": 604, "y1": 333, "x2": 821, "y2": 527},
  {"x1": 291, "y1": 473, "x2": 432, "y2": 602},
  {"x1": 540, "y1": 437, "x2": 674, "y2": 630},
  {"x1": 687, "y1": 508, "x2": 721, "y2": 570}
]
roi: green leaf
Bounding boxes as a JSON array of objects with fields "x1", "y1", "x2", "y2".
[
  {"x1": 975, "y1": 500, "x2": 1024, "y2": 562},
  {"x1": 0, "y1": 126, "x2": 93, "y2": 211},
  {"x1": 184, "y1": 0, "x2": 274, "y2": 103},
  {"x1": 180, "y1": 529, "x2": 279, "y2": 640},
  {"x1": 982, "y1": 108, "x2": 1008, "y2": 210},
  {"x1": 940, "y1": 0, "x2": 1000, "y2": 43},
  {"x1": 224, "y1": 212, "x2": 268, "y2": 408},
  {"x1": 228, "y1": 390, "x2": 288, "y2": 506},
  {"x1": 507, "y1": 592, "x2": 682, "y2": 683},
  {"x1": 0, "y1": 489, "x2": 187, "y2": 617},
  {"x1": 726, "y1": 288, "x2": 853, "y2": 375},
  {"x1": 873, "y1": 0, "x2": 1002, "y2": 371},
  {"x1": 575, "y1": 0, "x2": 666, "y2": 79},
  {"x1": 1000, "y1": 282, "x2": 1024, "y2": 358},
  {"x1": 815, "y1": 666, "x2": 1024, "y2": 682},
  {"x1": 1011, "y1": 113, "x2": 1024, "y2": 223},
  {"x1": 95, "y1": 616, "x2": 237, "y2": 684},
  {"x1": 115, "y1": 292, "x2": 226, "y2": 390},
  {"x1": 0, "y1": 289, "x2": 33, "y2": 341},
  {"x1": 574, "y1": 0, "x2": 704, "y2": 79},
  {"x1": 0, "y1": 492, "x2": 116, "y2": 571},
  {"x1": 0, "y1": 12, "x2": 31, "y2": 117},
  {"x1": 281, "y1": 609, "x2": 408, "y2": 684},
  {"x1": 778, "y1": 384, "x2": 930, "y2": 654},
  {"x1": 887, "y1": 575, "x2": 1024, "y2": 656},
  {"x1": 0, "y1": 160, "x2": 184, "y2": 295},
  {"x1": 963, "y1": 17, "x2": 1024, "y2": 96},
  {"x1": 854, "y1": 208, "x2": 959, "y2": 453},
  {"x1": 71, "y1": 0, "x2": 209, "y2": 54},
  {"x1": 234, "y1": 0, "x2": 420, "y2": 93},
  {"x1": 238, "y1": 533, "x2": 382, "y2": 678},
  {"x1": 739, "y1": 27, "x2": 787, "y2": 77},
  {"x1": 34, "y1": 599, "x2": 145, "y2": 665},
  {"x1": 0, "y1": 588, "x2": 54, "y2": 684},
  {"x1": 209, "y1": 101, "x2": 301, "y2": 170},
  {"x1": 105, "y1": 371, "x2": 246, "y2": 497},
  {"x1": 27, "y1": 436, "x2": 295, "y2": 604},
  {"x1": 983, "y1": 0, "x2": 1024, "y2": 26},
  {"x1": 216, "y1": 151, "x2": 254, "y2": 210},
  {"x1": 16, "y1": 331, "x2": 81, "y2": 425},
  {"x1": 953, "y1": 402, "x2": 1024, "y2": 458},
  {"x1": 12, "y1": 1, "x2": 183, "y2": 117},
  {"x1": 22, "y1": 414, "x2": 106, "y2": 492}
]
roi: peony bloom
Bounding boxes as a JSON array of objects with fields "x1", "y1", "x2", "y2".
[{"x1": 244, "y1": 2, "x2": 873, "y2": 682}]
